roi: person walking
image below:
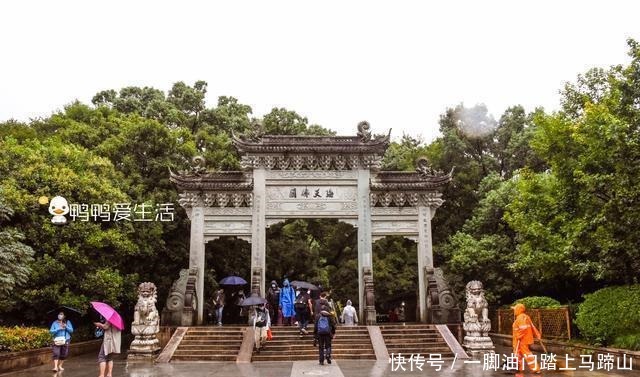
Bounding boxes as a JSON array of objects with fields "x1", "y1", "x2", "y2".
[
  {"x1": 234, "y1": 289, "x2": 248, "y2": 324},
  {"x1": 266, "y1": 281, "x2": 280, "y2": 326},
  {"x1": 314, "y1": 302, "x2": 337, "y2": 365},
  {"x1": 313, "y1": 292, "x2": 331, "y2": 318},
  {"x1": 252, "y1": 303, "x2": 271, "y2": 352},
  {"x1": 94, "y1": 319, "x2": 122, "y2": 377},
  {"x1": 341, "y1": 299, "x2": 358, "y2": 326},
  {"x1": 279, "y1": 278, "x2": 296, "y2": 326},
  {"x1": 50, "y1": 311, "x2": 74, "y2": 372},
  {"x1": 512, "y1": 303, "x2": 542, "y2": 373},
  {"x1": 213, "y1": 288, "x2": 225, "y2": 326},
  {"x1": 295, "y1": 288, "x2": 312, "y2": 335}
]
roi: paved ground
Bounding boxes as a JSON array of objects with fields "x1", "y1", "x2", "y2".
[{"x1": 2, "y1": 352, "x2": 639, "y2": 377}]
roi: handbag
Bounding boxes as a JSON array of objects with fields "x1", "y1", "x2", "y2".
[
  {"x1": 95, "y1": 328, "x2": 104, "y2": 338},
  {"x1": 266, "y1": 328, "x2": 273, "y2": 341},
  {"x1": 53, "y1": 336, "x2": 66, "y2": 346}
]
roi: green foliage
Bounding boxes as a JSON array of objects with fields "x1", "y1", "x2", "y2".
[
  {"x1": 507, "y1": 39, "x2": 640, "y2": 287},
  {"x1": 612, "y1": 334, "x2": 640, "y2": 351},
  {"x1": 575, "y1": 285, "x2": 640, "y2": 346},
  {"x1": 373, "y1": 236, "x2": 418, "y2": 306},
  {"x1": 382, "y1": 134, "x2": 432, "y2": 171},
  {"x1": 0, "y1": 327, "x2": 51, "y2": 352},
  {"x1": 0, "y1": 200, "x2": 34, "y2": 307},
  {"x1": 262, "y1": 107, "x2": 335, "y2": 136},
  {"x1": 512, "y1": 296, "x2": 562, "y2": 309},
  {"x1": 263, "y1": 219, "x2": 358, "y2": 306}
]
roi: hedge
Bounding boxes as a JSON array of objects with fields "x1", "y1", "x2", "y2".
[
  {"x1": 511, "y1": 296, "x2": 561, "y2": 309},
  {"x1": 0, "y1": 326, "x2": 52, "y2": 352},
  {"x1": 575, "y1": 285, "x2": 640, "y2": 348}
]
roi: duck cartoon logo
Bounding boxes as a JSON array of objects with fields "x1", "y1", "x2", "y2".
[{"x1": 48, "y1": 196, "x2": 70, "y2": 225}]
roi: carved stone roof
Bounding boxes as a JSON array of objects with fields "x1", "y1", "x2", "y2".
[
  {"x1": 169, "y1": 169, "x2": 253, "y2": 191},
  {"x1": 370, "y1": 171, "x2": 452, "y2": 191},
  {"x1": 232, "y1": 133, "x2": 391, "y2": 155}
]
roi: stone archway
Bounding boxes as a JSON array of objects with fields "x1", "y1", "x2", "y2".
[{"x1": 169, "y1": 122, "x2": 454, "y2": 324}]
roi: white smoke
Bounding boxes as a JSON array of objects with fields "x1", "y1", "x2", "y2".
[{"x1": 454, "y1": 104, "x2": 497, "y2": 139}]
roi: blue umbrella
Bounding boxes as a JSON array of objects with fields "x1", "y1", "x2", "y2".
[{"x1": 219, "y1": 276, "x2": 247, "y2": 285}]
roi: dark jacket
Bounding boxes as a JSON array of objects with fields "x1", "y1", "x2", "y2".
[
  {"x1": 313, "y1": 310, "x2": 337, "y2": 337},
  {"x1": 314, "y1": 298, "x2": 329, "y2": 317}
]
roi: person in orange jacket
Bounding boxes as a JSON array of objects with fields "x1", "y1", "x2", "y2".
[{"x1": 512, "y1": 303, "x2": 542, "y2": 373}]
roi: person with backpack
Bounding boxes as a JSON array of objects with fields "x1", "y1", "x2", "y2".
[
  {"x1": 313, "y1": 302, "x2": 337, "y2": 365},
  {"x1": 294, "y1": 288, "x2": 312, "y2": 335},
  {"x1": 252, "y1": 303, "x2": 271, "y2": 352}
]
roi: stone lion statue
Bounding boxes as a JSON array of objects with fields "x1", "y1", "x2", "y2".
[
  {"x1": 463, "y1": 280, "x2": 491, "y2": 337},
  {"x1": 130, "y1": 282, "x2": 161, "y2": 357},
  {"x1": 133, "y1": 282, "x2": 159, "y2": 326}
]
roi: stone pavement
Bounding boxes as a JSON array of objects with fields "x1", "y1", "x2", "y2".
[{"x1": 2, "y1": 352, "x2": 639, "y2": 377}]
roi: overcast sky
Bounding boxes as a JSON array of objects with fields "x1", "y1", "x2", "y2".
[{"x1": 1, "y1": 1, "x2": 639, "y2": 142}]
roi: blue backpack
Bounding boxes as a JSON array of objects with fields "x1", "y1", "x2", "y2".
[{"x1": 317, "y1": 316, "x2": 331, "y2": 335}]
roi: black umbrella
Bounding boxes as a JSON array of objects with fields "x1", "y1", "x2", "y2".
[
  {"x1": 47, "y1": 305, "x2": 83, "y2": 320},
  {"x1": 290, "y1": 281, "x2": 319, "y2": 291},
  {"x1": 238, "y1": 293, "x2": 268, "y2": 306}
]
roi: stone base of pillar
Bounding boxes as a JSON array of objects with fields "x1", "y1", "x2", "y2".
[
  {"x1": 365, "y1": 307, "x2": 377, "y2": 325},
  {"x1": 128, "y1": 325, "x2": 161, "y2": 360},
  {"x1": 463, "y1": 335, "x2": 495, "y2": 351}
]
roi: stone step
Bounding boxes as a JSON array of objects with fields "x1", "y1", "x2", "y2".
[
  {"x1": 381, "y1": 332, "x2": 441, "y2": 337},
  {"x1": 171, "y1": 355, "x2": 237, "y2": 362},
  {"x1": 185, "y1": 329, "x2": 245, "y2": 333},
  {"x1": 270, "y1": 333, "x2": 369, "y2": 338},
  {"x1": 169, "y1": 326, "x2": 245, "y2": 362},
  {"x1": 381, "y1": 330, "x2": 440, "y2": 334},
  {"x1": 173, "y1": 349, "x2": 239, "y2": 356},
  {"x1": 252, "y1": 353, "x2": 376, "y2": 361},
  {"x1": 176, "y1": 345, "x2": 242, "y2": 351},
  {"x1": 179, "y1": 341, "x2": 243, "y2": 346},
  {"x1": 384, "y1": 339, "x2": 448, "y2": 346},
  {"x1": 182, "y1": 336, "x2": 244, "y2": 341},
  {"x1": 255, "y1": 344, "x2": 373, "y2": 351},
  {"x1": 379, "y1": 324, "x2": 439, "y2": 328}
]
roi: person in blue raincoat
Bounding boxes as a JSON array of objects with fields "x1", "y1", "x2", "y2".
[{"x1": 279, "y1": 278, "x2": 296, "y2": 326}]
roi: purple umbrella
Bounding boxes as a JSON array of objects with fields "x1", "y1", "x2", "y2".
[
  {"x1": 90, "y1": 301, "x2": 124, "y2": 330},
  {"x1": 219, "y1": 276, "x2": 247, "y2": 285}
]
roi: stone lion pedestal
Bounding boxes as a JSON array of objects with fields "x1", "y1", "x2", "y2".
[
  {"x1": 128, "y1": 282, "x2": 161, "y2": 360},
  {"x1": 462, "y1": 280, "x2": 495, "y2": 357}
]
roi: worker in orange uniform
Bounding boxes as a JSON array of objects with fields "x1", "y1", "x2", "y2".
[{"x1": 512, "y1": 303, "x2": 542, "y2": 373}]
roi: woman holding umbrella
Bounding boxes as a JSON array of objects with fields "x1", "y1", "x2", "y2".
[
  {"x1": 49, "y1": 309, "x2": 75, "y2": 372},
  {"x1": 91, "y1": 302, "x2": 123, "y2": 377}
]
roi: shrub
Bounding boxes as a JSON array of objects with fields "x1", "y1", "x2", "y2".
[
  {"x1": 575, "y1": 285, "x2": 640, "y2": 346},
  {"x1": 613, "y1": 334, "x2": 640, "y2": 351},
  {"x1": 511, "y1": 296, "x2": 561, "y2": 309},
  {"x1": 0, "y1": 326, "x2": 52, "y2": 352}
]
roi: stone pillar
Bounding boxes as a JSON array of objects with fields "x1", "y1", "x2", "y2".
[
  {"x1": 357, "y1": 168, "x2": 374, "y2": 322},
  {"x1": 417, "y1": 205, "x2": 433, "y2": 323},
  {"x1": 251, "y1": 167, "x2": 267, "y2": 297},
  {"x1": 188, "y1": 206, "x2": 205, "y2": 324}
]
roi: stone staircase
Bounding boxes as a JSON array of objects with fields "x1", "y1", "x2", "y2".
[
  {"x1": 380, "y1": 324, "x2": 455, "y2": 358},
  {"x1": 171, "y1": 326, "x2": 245, "y2": 362},
  {"x1": 251, "y1": 325, "x2": 376, "y2": 361}
]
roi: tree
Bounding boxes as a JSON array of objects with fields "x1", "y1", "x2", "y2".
[
  {"x1": 505, "y1": 39, "x2": 640, "y2": 294},
  {"x1": 0, "y1": 200, "x2": 34, "y2": 308},
  {"x1": 262, "y1": 108, "x2": 335, "y2": 136}
]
